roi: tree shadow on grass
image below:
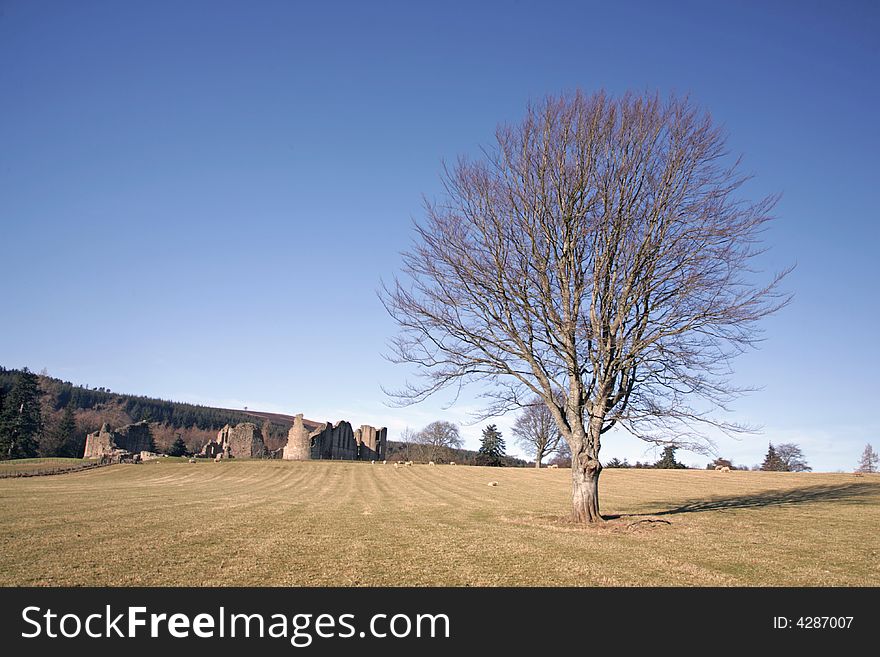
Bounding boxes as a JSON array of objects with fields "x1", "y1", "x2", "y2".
[{"x1": 605, "y1": 482, "x2": 880, "y2": 519}]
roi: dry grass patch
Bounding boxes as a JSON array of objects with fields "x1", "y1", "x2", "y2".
[{"x1": 0, "y1": 461, "x2": 877, "y2": 586}]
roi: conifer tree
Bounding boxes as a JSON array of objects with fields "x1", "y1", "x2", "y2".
[
  {"x1": 760, "y1": 443, "x2": 783, "y2": 471},
  {"x1": 40, "y1": 404, "x2": 77, "y2": 457},
  {"x1": 477, "y1": 424, "x2": 506, "y2": 466},
  {"x1": 55, "y1": 405, "x2": 78, "y2": 457},
  {"x1": 0, "y1": 368, "x2": 43, "y2": 459},
  {"x1": 857, "y1": 444, "x2": 878, "y2": 474},
  {"x1": 654, "y1": 446, "x2": 685, "y2": 469},
  {"x1": 168, "y1": 435, "x2": 188, "y2": 457}
]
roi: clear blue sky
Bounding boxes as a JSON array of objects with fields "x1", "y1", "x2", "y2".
[{"x1": 1, "y1": 0, "x2": 877, "y2": 470}]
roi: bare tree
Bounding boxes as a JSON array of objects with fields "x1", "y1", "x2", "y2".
[
  {"x1": 382, "y1": 90, "x2": 789, "y2": 522},
  {"x1": 857, "y1": 444, "x2": 878, "y2": 473},
  {"x1": 548, "y1": 440, "x2": 572, "y2": 468},
  {"x1": 414, "y1": 420, "x2": 463, "y2": 462},
  {"x1": 397, "y1": 426, "x2": 418, "y2": 461},
  {"x1": 775, "y1": 443, "x2": 811, "y2": 472},
  {"x1": 512, "y1": 397, "x2": 564, "y2": 468}
]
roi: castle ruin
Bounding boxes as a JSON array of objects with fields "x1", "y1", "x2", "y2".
[
  {"x1": 83, "y1": 421, "x2": 154, "y2": 460},
  {"x1": 282, "y1": 414, "x2": 386, "y2": 461},
  {"x1": 199, "y1": 422, "x2": 267, "y2": 459},
  {"x1": 84, "y1": 415, "x2": 383, "y2": 463}
]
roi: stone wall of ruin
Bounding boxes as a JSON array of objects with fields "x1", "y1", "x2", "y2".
[
  {"x1": 200, "y1": 423, "x2": 267, "y2": 459},
  {"x1": 226, "y1": 423, "x2": 267, "y2": 458},
  {"x1": 113, "y1": 422, "x2": 154, "y2": 453},
  {"x1": 355, "y1": 425, "x2": 386, "y2": 462},
  {"x1": 282, "y1": 414, "x2": 387, "y2": 461},
  {"x1": 313, "y1": 421, "x2": 357, "y2": 460},
  {"x1": 83, "y1": 423, "x2": 115, "y2": 459},
  {"x1": 83, "y1": 421, "x2": 153, "y2": 459}
]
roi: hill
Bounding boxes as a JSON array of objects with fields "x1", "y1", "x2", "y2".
[
  {"x1": 229, "y1": 408, "x2": 323, "y2": 432},
  {"x1": 0, "y1": 367, "x2": 525, "y2": 465},
  {"x1": 0, "y1": 366, "x2": 302, "y2": 456}
]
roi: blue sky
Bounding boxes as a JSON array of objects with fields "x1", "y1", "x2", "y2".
[{"x1": 1, "y1": 0, "x2": 877, "y2": 470}]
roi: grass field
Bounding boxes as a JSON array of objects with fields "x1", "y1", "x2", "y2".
[
  {"x1": 0, "y1": 457, "x2": 95, "y2": 477},
  {"x1": 0, "y1": 460, "x2": 877, "y2": 586}
]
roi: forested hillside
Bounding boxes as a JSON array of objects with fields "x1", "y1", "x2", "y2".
[
  {"x1": 0, "y1": 366, "x2": 528, "y2": 465},
  {"x1": 0, "y1": 367, "x2": 293, "y2": 457}
]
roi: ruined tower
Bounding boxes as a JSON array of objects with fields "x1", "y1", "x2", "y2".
[
  {"x1": 355, "y1": 425, "x2": 387, "y2": 461},
  {"x1": 282, "y1": 414, "x2": 313, "y2": 460}
]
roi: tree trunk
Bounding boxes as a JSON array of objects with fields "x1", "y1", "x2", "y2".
[
  {"x1": 562, "y1": 398, "x2": 604, "y2": 522},
  {"x1": 535, "y1": 456, "x2": 542, "y2": 468},
  {"x1": 571, "y1": 457, "x2": 603, "y2": 522}
]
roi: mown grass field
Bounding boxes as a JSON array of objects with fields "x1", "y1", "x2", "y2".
[
  {"x1": 1, "y1": 460, "x2": 877, "y2": 586},
  {"x1": 0, "y1": 457, "x2": 94, "y2": 476}
]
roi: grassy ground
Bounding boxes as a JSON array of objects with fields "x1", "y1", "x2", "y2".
[
  {"x1": 0, "y1": 457, "x2": 94, "y2": 476},
  {"x1": 0, "y1": 460, "x2": 877, "y2": 586}
]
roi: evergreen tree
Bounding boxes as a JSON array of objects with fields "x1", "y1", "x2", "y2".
[
  {"x1": 857, "y1": 444, "x2": 878, "y2": 474},
  {"x1": 760, "y1": 443, "x2": 784, "y2": 471},
  {"x1": 654, "y1": 446, "x2": 686, "y2": 469},
  {"x1": 477, "y1": 424, "x2": 506, "y2": 466},
  {"x1": 0, "y1": 368, "x2": 43, "y2": 459},
  {"x1": 55, "y1": 405, "x2": 79, "y2": 457},
  {"x1": 168, "y1": 435, "x2": 188, "y2": 457},
  {"x1": 39, "y1": 404, "x2": 77, "y2": 457}
]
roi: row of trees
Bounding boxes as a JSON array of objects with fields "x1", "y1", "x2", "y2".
[
  {"x1": 608, "y1": 443, "x2": 877, "y2": 473},
  {"x1": 604, "y1": 446, "x2": 687, "y2": 469},
  {"x1": 392, "y1": 421, "x2": 529, "y2": 466},
  {"x1": 393, "y1": 398, "x2": 574, "y2": 469},
  {"x1": 607, "y1": 444, "x2": 813, "y2": 471},
  {"x1": 395, "y1": 416, "x2": 880, "y2": 475},
  {"x1": 759, "y1": 443, "x2": 811, "y2": 472}
]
